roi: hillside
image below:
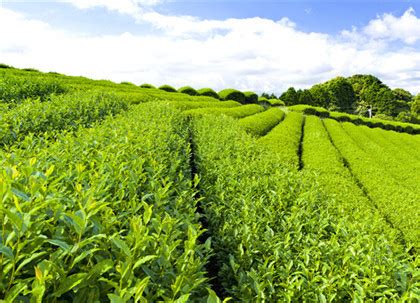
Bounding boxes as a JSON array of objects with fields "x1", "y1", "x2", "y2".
[{"x1": 0, "y1": 67, "x2": 419, "y2": 302}]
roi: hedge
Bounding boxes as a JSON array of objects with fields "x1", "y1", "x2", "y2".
[
  {"x1": 289, "y1": 105, "x2": 329, "y2": 118},
  {"x1": 0, "y1": 63, "x2": 12, "y2": 69},
  {"x1": 268, "y1": 99, "x2": 285, "y2": 106},
  {"x1": 197, "y1": 88, "x2": 220, "y2": 99},
  {"x1": 289, "y1": 105, "x2": 420, "y2": 134},
  {"x1": 243, "y1": 91, "x2": 258, "y2": 104},
  {"x1": 158, "y1": 84, "x2": 177, "y2": 93},
  {"x1": 178, "y1": 86, "x2": 198, "y2": 96},
  {"x1": 218, "y1": 89, "x2": 246, "y2": 103},
  {"x1": 139, "y1": 83, "x2": 156, "y2": 89}
]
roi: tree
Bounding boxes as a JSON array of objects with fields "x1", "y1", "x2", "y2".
[
  {"x1": 280, "y1": 87, "x2": 299, "y2": 105},
  {"x1": 309, "y1": 84, "x2": 330, "y2": 108},
  {"x1": 348, "y1": 74, "x2": 406, "y2": 117},
  {"x1": 261, "y1": 92, "x2": 278, "y2": 99},
  {"x1": 393, "y1": 88, "x2": 413, "y2": 103},
  {"x1": 325, "y1": 77, "x2": 356, "y2": 112},
  {"x1": 411, "y1": 94, "x2": 420, "y2": 117},
  {"x1": 298, "y1": 89, "x2": 314, "y2": 105}
]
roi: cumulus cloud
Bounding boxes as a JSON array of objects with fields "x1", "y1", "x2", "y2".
[
  {"x1": 1, "y1": 6, "x2": 419, "y2": 94},
  {"x1": 342, "y1": 7, "x2": 420, "y2": 47},
  {"x1": 364, "y1": 7, "x2": 420, "y2": 44}
]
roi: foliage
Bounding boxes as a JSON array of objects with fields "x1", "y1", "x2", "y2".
[
  {"x1": 0, "y1": 76, "x2": 68, "y2": 105},
  {"x1": 197, "y1": 88, "x2": 220, "y2": 99},
  {"x1": 120, "y1": 81, "x2": 135, "y2": 86},
  {"x1": 258, "y1": 112, "x2": 304, "y2": 168},
  {"x1": 348, "y1": 74, "x2": 408, "y2": 117},
  {"x1": 309, "y1": 84, "x2": 330, "y2": 107},
  {"x1": 193, "y1": 114, "x2": 418, "y2": 301},
  {"x1": 303, "y1": 116, "x2": 403, "y2": 244},
  {"x1": 139, "y1": 83, "x2": 156, "y2": 89},
  {"x1": 169, "y1": 100, "x2": 240, "y2": 111},
  {"x1": 158, "y1": 84, "x2": 177, "y2": 93},
  {"x1": 268, "y1": 99, "x2": 285, "y2": 106},
  {"x1": 323, "y1": 77, "x2": 355, "y2": 111},
  {"x1": 238, "y1": 107, "x2": 285, "y2": 136},
  {"x1": 393, "y1": 88, "x2": 413, "y2": 103},
  {"x1": 243, "y1": 91, "x2": 258, "y2": 104},
  {"x1": 289, "y1": 104, "x2": 329, "y2": 118},
  {"x1": 0, "y1": 91, "x2": 129, "y2": 147},
  {"x1": 0, "y1": 103, "x2": 211, "y2": 301},
  {"x1": 218, "y1": 89, "x2": 246, "y2": 104},
  {"x1": 280, "y1": 87, "x2": 299, "y2": 106},
  {"x1": 178, "y1": 86, "x2": 198, "y2": 96},
  {"x1": 410, "y1": 94, "x2": 420, "y2": 122},
  {"x1": 184, "y1": 104, "x2": 264, "y2": 118},
  {"x1": 261, "y1": 92, "x2": 277, "y2": 99},
  {"x1": 289, "y1": 104, "x2": 420, "y2": 134},
  {"x1": 0, "y1": 64, "x2": 419, "y2": 301},
  {"x1": 324, "y1": 119, "x2": 420, "y2": 250},
  {"x1": 297, "y1": 89, "x2": 313, "y2": 105}
]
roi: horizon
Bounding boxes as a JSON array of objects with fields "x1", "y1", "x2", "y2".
[{"x1": 1, "y1": 0, "x2": 420, "y2": 94}]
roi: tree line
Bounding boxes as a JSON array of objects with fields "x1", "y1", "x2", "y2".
[{"x1": 277, "y1": 75, "x2": 419, "y2": 123}]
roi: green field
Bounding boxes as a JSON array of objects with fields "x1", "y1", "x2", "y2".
[{"x1": 1, "y1": 67, "x2": 419, "y2": 302}]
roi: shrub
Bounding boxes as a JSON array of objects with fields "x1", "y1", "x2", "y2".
[
  {"x1": 258, "y1": 97, "x2": 269, "y2": 102},
  {"x1": 329, "y1": 112, "x2": 352, "y2": 122},
  {"x1": 268, "y1": 99, "x2": 285, "y2": 106},
  {"x1": 0, "y1": 63, "x2": 12, "y2": 69},
  {"x1": 197, "y1": 88, "x2": 220, "y2": 99},
  {"x1": 120, "y1": 81, "x2": 135, "y2": 86},
  {"x1": 22, "y1": 68, "x2": 40, "y2": 72},
  {"x1": 239, "y1": 107, "x2": 285, "y2": 136},
  {"x1": 289, "y1": 105, "x2": 329, "y2": 118},
  {"x1": 243, "y1": 91, "x2": 258, "y2": 104},
  {"x1": 178, "y1": 86, "x2": 198, "y2": 96},
  {"x1": 139, "y1": 83, "x2": 156, "y2": 89},
  {"x1": 218, "y1": 89, "x2": 246, "y2": 103},
  {"x1": 159, "y1": 84, "x2": 177, "y2": 93}
]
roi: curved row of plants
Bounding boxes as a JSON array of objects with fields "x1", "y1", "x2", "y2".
[
  {"x1": 0, "y1": 103, "x2": 212, "y2": 301},
  {"x1": 191, "y1": 114, "x2": 418, "y2": 301},
  {"x1": 289, "y1": 104, "x2": 420, "y2": 134}
]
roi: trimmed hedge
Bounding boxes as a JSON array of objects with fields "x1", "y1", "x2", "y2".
[
  {"x1": 243, "y1": 91, "x2": 258, "y2": 104},
  {"x1": 120, "y1": 81, "x2": 135, "y2": 86},
  {"x1": 197, "y1": 88, "x2": 220, "y2": 99},
  {"x1": 289, "y1": 104, "x2": 420, "y2": 134},
  {"x1": 139, "y1": 83, "x2": 156, "y2": 89},
  {"x1": 178, "y1": 86, "x2": 198, "y2": 96},
  {"x1": 268, "y1": 99, "x2": 285, "y2": 106},
  {"x1": 170, "y1": 100, "x2": 240, "y2": 111},
  {"x1": 289, "y1": 105, "x2": 330, "y2": 118},
  {"x1": 239, "y1": 107, "x2": 285, "y2": 136},
  {"x1": 184, "y1": 104, "x2": 264, "y2": 118},
  {"x1": 22, "y1": 68, "x2": 40, "y2": 72},
  {"x1": 158, "y1": 84, "x2": 177, "y2": 93},
  {"x1": 218, "y1": 89, "x2": 246, "y2": 104}
]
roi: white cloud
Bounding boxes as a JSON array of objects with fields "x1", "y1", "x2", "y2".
[
  {"x1": 343, "y1": 7, "x2": 420, "y2": 45},
  {"x1": 1, "y1": 6, "x2": 420, "y2": 95},
  {"x1": 66, "y1": 0, "x2": 162, "y2": 15},
  {"x1": 364, "y1": 7, "x2": 420, "y2": 44}
]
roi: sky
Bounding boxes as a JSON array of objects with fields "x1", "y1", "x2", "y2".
[{"x1": 1, "y1": 0, "x2": 420, "y2": 95}]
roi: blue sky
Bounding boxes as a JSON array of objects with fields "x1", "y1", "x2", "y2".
[{"x1": 1, "y1": 0, "x2": 420, "y2": 94}]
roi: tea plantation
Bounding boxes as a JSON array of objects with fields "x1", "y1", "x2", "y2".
[{"x1": 1, "y1": 66, "x2": 419, "y2": 302}]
